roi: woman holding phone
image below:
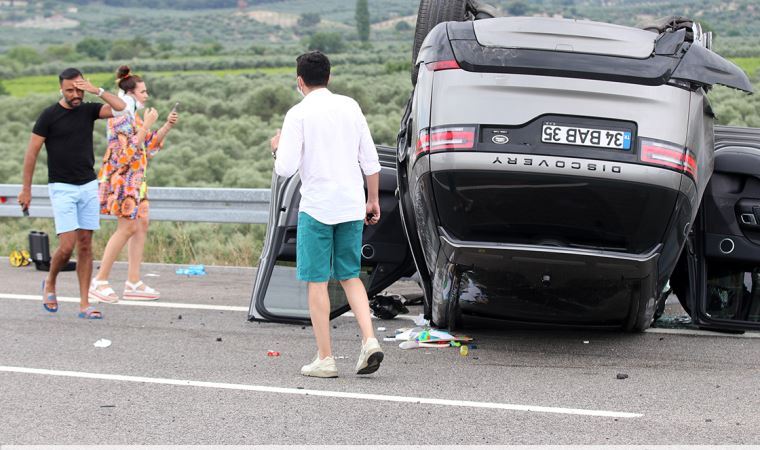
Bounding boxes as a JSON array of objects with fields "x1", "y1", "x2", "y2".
[{"x1": 89, "y1": 65, "x2": 178, "y2": 303}]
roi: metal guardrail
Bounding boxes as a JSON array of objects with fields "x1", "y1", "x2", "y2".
[{"x1": 0, "y1": 184, "x2": 271, "y2": 224}]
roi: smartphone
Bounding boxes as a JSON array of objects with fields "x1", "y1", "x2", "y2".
[{"x1": 170, "y1": 102, "x2": 180, "y2": 114}]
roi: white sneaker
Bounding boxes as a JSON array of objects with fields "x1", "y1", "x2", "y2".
[
  {"x1": 355, "y1": 337, "x2": 384, "y2": 375},
  {"x1": 301, "y1": 355, "x2": 338, "y2": 378}
]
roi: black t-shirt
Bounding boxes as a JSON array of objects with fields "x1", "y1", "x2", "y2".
[{"x1": 32, "y1": 102, "x2": 104, "y2": 185}]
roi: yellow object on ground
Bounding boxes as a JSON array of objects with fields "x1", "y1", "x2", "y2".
[{"x1": 9, "y1": 250, "x2": 31, "y2": 267}]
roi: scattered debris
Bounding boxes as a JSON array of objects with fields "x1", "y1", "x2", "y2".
[
  {"x1": 413, "y1": 314, "x2": 429, "y2": 327},
  {"x1": 395, "y1": 327, "x2": 473, "y2": 350},
  {"x1": 216, "y1": 337, "x2": 223, "y2": 342},
  {"x1": 399, "y1": 340, "x2": 448, "y2": 349},
  {"x1": 654, "y1": 314, "x2": 693, "y2": 329},
  {"x1": 583, "y1": 341, "x2": 590, "y2": 344},
  {"x1": 616, "y1": 373, "x2": 629, "y2": 380},
  {"x1": 377, "y1": 327, "x2": 387, "y2": 332},
  {"x1": 402, "y1": 292, "x2": 425, "y2": 306},
  {"x1": 177, "y1": 314, "x2": 182, "y2": 320},
  {"x1": 176, "y1": 265, "x2": 206, "y2": 276},
  {"x1": 382, "y1": 337, "x2": 396, "y2": 342},
  {"x1": 93, "y1": 339, "x2": 111, "y2": 348},
  {"x1": 459, "y1": 345, "x2": 469, "y2": 357},
  {"x1": 8, "y1": 249, "x2": 32, "y2": 267},
  {"x1": 369, "y1": 293, "x2": 410, "y2": 319},
  {"x1": 145, "y1": 273, "x2": 160, "y2": 277},
  {"x1": 267, "y1": 350, "x2": 280, "y2": 357},
  {"x1": 100, "y1": 405, "x2": 116, "y2": 408}
]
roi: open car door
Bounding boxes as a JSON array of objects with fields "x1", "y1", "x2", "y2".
[
  {"x1": 684, "y1": 126, "x2": 760, "y2": 331},
  {"x1": 248, "y1": 146, "x2": 416, "y2": 324}
]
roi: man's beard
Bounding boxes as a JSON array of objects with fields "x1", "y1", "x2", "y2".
[{"x1": 65, "y1": 97, "x2": 82, "y2": 108}]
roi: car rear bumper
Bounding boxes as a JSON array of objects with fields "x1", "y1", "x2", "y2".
[
  {"x1": 427, "y1": 152, "x2": 687, "y2": 254},
  {"x1": 434, "y1": 228, "x2": 661, "y2": 327}
]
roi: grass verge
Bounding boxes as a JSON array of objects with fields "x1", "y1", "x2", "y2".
[{"x1": 0, "y1": 217, "x2": 265, "y2": 267}]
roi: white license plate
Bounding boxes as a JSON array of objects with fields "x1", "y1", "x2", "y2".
[{"x1": 542, "y1": 124, "x2": 632, "y2": 150}]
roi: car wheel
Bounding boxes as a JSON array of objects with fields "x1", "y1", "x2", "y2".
[
  {"x1": 632, "y1": 296, "x2": 656, "y2": 332},
  {"x1": 434, "y1": 269, "x2": 463, "y2": 331},
  {"x1": 446, "y1": 295, "x2": 463, "y2": 331},
  {"x1": 653, "y1": 286, "x2": 671, "y2": 321},
  {"x1": 670, "y1": 250, "x2": 692, "y2": 316},
  {"x1": 411, "y1": 0, "x2": 468, "y2": 85}
]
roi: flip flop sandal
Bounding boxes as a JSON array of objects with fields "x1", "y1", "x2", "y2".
[
  {"x1": 42, "y1": 280, "x2": 58, "y2": 313},
  {"x1": 78, "y1": 306, "x2": 102, "y2": 320},
  {"x1": 88, "y1": 279, "x2": 119, "y2": 304},
  {"x1": 123, "y1": 280, "x2": 160, "y2": 301}
]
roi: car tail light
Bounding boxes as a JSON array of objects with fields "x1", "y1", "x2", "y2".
[
  {"x1": 425, "y1": 59, "x2": 460, "y2": 72},
  {"x1": 416, "y1": 126, "x2": 476, "y2": 155},
  {"x1": 640, "y1": 138, "x2": 698, "y2": 180}
]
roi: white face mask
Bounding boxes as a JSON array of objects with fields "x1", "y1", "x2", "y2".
[{"x1": 123, "y1": 94, "x2": 143, "y2": 112}]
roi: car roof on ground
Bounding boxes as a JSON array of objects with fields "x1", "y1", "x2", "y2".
[{"x1": 473, "y1": 17, "x2": 657, "y2": 59}]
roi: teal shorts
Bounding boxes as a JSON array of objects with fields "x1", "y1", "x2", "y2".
[{"x1": 296, "y1": 212, "x2": 364, "y2": 282}]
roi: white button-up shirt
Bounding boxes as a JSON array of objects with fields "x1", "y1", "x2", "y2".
[{"x1": 274, "y1": 88, "x2": 381, "y2": 225}]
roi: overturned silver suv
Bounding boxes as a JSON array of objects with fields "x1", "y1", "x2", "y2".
[{"x1": 251, "y1": 2, "x2": 760, "y2": 333}]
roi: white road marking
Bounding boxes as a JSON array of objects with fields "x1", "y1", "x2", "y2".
[
  {"x1": 0, "y1": 293, "x2": 418, "y2": 320},
  {"x1": 3, "y1": 293, "x2": 756, "y2": 336},
  {"x1": 0, "y1": 365, "x2": 642, "y2": 418},
  {"x1": 0, "y1": 293, "x2": 248, "y2": 312},
  {"x1": 645, "y1": 327, "x2": 760, "y2": 339}
]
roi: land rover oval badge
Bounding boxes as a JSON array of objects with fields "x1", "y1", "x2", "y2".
[{"x1": 492, "y1": 135, "x2": 509, "y2": 144}]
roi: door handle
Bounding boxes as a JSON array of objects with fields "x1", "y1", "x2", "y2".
[
  {"x1": 735, "y1": 199, "x2": 760, "y2": 229},
  {"x1": 740, "y1": 213, "x2": 757, "y2": 225}
]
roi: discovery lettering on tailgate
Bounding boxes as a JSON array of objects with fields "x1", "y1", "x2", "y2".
[{"x1": 493, "y1": 156, "x2": 622, "y2": 173}]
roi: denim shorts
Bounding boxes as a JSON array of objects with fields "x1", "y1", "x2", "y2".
[
  {"x1": 296, "y1": 212, "x2": 363, "y2": 282},
  {"x1": 48, "y1": 180, "x2": 100, "y2": 235}
]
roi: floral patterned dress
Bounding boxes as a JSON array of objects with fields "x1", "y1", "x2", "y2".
[{"x1": 98, "y1": 112, "x2": 162, "y2": 219}]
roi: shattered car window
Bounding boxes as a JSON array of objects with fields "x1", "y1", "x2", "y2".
[{"x1": 706, "y1": 264, "x2": 760, "y2": 322}]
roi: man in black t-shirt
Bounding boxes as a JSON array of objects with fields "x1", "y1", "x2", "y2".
[{"x1": 17, "y1": 67, "x2": 126, "y2": 319}]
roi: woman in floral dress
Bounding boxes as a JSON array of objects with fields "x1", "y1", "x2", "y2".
[{"x1": 89, "y1": 65, "x2": 178, "y2": 303}]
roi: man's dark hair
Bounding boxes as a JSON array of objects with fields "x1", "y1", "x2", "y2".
[
  {"x1": 296, "y1": 51, "x2": 330, "y2": 87},
  {"x1": 59, "y1": 68, "x2": 83, "y2": 85}
]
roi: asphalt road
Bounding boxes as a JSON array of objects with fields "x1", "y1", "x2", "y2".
[{"x1": 1, "y1": 260, "x2": 759, "y2": 445}]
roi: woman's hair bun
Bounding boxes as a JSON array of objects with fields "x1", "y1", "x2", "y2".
[{"x1": 116, "y1": 65, "x2": 131, "y2": 80}]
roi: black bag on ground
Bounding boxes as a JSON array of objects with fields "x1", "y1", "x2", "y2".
[{"x1": 28, "y1": 231, "x2": 76, "y2": 272}]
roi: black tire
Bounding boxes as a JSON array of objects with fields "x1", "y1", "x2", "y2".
[
  {"x1": 632, "y1": 296, "x2": 656, "y2": 332},
  {"x1": 653, "y1": 291, "x2": 668, "y2": 321},
  {"x1": 670, "y1": 249, "x2": 692, "y2": 316},
  {"x1": 430, "y1": 268, "x2": 463, "y2": 330},
  {"x1": 446, "y1": 295, "x2": 463, "y2": 331},
  {"x1": 411, "y1": 0, "x2": 468, "y2": 85}
]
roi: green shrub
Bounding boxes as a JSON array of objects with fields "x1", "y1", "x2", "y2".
[{"x1": 308, "y1": 32, "x2": 345, "y2": 53}]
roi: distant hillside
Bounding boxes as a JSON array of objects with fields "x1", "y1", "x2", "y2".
[{"x1": 62, "y1": 0, "x2": 282, "y2": 9}]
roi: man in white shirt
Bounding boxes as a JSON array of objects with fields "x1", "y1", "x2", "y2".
[{"x1": 270, "y1": 51, "x2": 384, "y2": 378}]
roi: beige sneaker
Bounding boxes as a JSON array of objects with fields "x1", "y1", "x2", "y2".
[
  {"x1": 355, "y1": 337, "x2": 384, "y2": 375},
  {"x1": 301, "y1": 355, "x2": 338, "y2": 378}
]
